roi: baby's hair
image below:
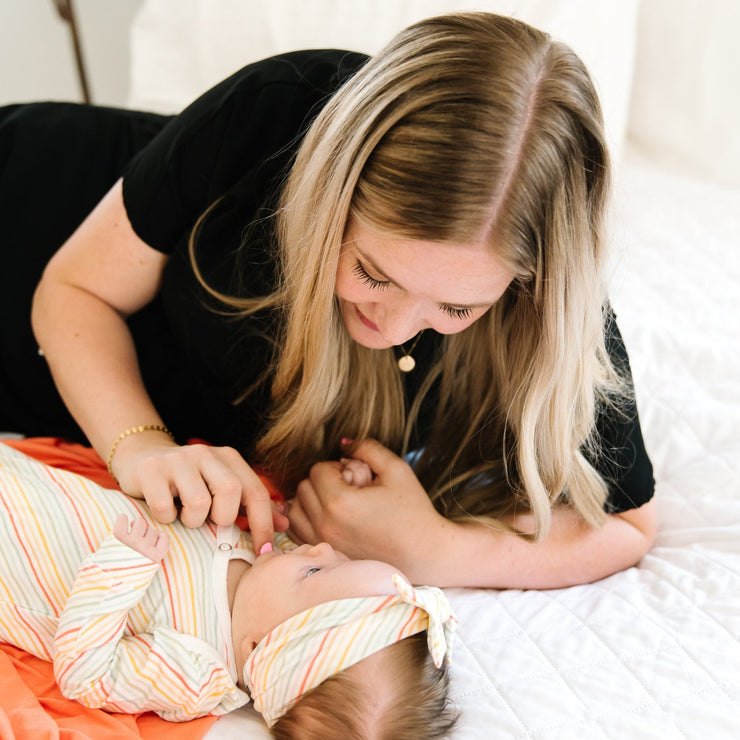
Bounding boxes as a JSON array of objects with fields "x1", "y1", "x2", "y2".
[{"x1": 271, "y1": 632, "x2": 458, "y2": 739}]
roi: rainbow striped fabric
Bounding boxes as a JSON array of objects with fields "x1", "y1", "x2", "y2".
[
  {"x1": 244, "y1": 573, "x2": 458, "y2": 726},
  {"x1": 0, "y1": 441, "x2": 458, "y2": 726},
  {"x1": 0, "y1": 442, "x2": 251, "y2": 720}
]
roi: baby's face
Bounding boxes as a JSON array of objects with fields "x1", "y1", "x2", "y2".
[{"x1": 233, "y1": 542, "x2": 403, "y2": 645}]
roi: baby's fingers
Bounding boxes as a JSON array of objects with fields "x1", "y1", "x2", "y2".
[
  {"x1": 113, "y1": 513, "x2": 131, "y2": 540},
  {"x1": 112, "y1": 514, "x2": 169, "y2": 562},
  {"x1": 340, "y1": 458, "x2": 374, "y2": 487}
]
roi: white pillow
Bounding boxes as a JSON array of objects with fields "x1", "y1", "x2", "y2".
[
  {"x1": 628, "y1": 0, "x2": 740, "y2": 187},
  {"x1": 128, "y1": 0, "x2": 639, "y2": 162}
]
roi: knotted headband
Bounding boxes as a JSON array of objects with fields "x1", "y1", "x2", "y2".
[{"x1": 244, "y1": 573, "x2": 458, "y2": 726}]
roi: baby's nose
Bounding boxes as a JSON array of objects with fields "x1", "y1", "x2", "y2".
[{"x1": 305, "y1": 542, "x2": 335, "y2": 558}]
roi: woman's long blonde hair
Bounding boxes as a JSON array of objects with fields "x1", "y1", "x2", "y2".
[{"x1": 192, "y1": 12, "x2": 628, "y2": 539}]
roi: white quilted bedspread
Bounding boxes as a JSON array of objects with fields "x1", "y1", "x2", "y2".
[{"x1": 208, "y1": 153, "x2": 740, "y2": 739}]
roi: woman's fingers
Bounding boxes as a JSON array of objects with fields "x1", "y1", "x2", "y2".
[
  {"x1": 171, "y1": 460, "x2": 220, "y2": 528},
  {"x1": 236, "y1": 472, "x2": 275, "y2": 554},
  {"x1": 137, "y1": 467, "x2": 180, "y2": 524},
  {"x1": 287, "y1": 478, "x2": 323, "y2": 544},
  {"x1": 208, "y1": 446, "x2": 288, "y2": 551},
  {"x1": 193, "y1": 451, "x2": 243, "y2": 526},
  {"x1": 129, "y1": 444, "x2": 286, "y2": 549}
]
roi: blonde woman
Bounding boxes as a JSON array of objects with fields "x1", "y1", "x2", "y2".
[{"x1": 2, "y1": 13, "x2": 655, "y2": 589}]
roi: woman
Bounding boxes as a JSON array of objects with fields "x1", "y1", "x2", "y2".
[{"x1": 1, "y1": 13, "x2": 655, "y2": 588}]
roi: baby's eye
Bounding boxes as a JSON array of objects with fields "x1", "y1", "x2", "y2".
[{"x1": 304, "y1": 566, "x2": 322, "y2": 578}]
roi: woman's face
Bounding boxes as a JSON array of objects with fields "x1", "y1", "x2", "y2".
[{"x1": 334, "y1": 219, "x2": 515, "y2": 348}]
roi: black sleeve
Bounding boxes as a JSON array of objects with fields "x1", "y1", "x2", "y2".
[
  {"x1": 121, "y1": 49, "x2": 368, "y2": 254},
  {"x1": 588, "y1": 308, "x2": 655, "y2": 513}
]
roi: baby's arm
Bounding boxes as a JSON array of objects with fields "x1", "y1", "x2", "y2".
[
  {"x1": 340, "y1": 457, "x2": 374, "y2": 487},
  {"x1": 112, "y1": 513, "x2": 169, "y2": 562},
  {"x1": 54, "y1": 521, "x2": 246, "y2": 719}
]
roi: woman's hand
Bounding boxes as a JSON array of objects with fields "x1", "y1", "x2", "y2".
[
  {"x1": 289, "y1": 439, "x2": 658, "y2": 589},
  {"x1": 287, "y1": 439, "x2": 447, "y2": 571},
  {"x1": 113, "y1": 436, "x2": 288, "y2": 553},
  {"x1": 31, "y1": 179, "x2": 286, "y2": 552}
]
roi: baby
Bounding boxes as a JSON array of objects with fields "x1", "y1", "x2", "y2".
[{"x1": 0, "y1": 443, "x2": 458, "y2": 737}]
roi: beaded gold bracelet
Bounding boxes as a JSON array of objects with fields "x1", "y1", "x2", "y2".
[{"x1": 106, "y1": 424, "x2": 174, "y2": 479}]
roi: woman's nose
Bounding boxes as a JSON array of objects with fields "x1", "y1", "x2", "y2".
[{"x1": 377, "y1": 300, "x2": 424, "y2": 346}]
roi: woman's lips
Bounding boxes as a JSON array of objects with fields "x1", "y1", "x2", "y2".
[{"x1": 355, "y1": 306, "x2": 379, "y2": 331}]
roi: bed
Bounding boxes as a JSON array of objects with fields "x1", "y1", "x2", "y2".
[
  {"x1": 209, "y1": 137, "x2": 740, "y2": 738},
  {"x1": 5, "y1": 0, "x2": 740, "y2": 738}
]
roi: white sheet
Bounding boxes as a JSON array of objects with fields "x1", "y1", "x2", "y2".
[{"x1": 205, "y1": 151, "x2": 740, "y2": 738}]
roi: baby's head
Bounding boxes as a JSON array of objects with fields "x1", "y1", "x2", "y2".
[
  {"x1": 271, "y1": 631, "x2": 457, "y2": 739},
  {"x1": 234, "y1": 542, "x2": 458, "y2": 737}
]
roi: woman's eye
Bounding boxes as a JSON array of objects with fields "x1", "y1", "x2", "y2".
[
  {"x1": 353, "y1": 261, "x2": 389, "y2": 291},
  {"x1": 304, "y1": 566, "x2": 321, "y2": 578},
  {"x1": 441, "y1": 305, "x2": 473, "y2": 320},
  {"x1": 352, "y1": 259, "x2": 475, "y2": 320}
]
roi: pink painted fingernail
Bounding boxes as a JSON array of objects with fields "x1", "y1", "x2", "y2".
[
  {"x1": 341, "y1": 437, "x2": 354, "y2": 446},
  {"x1": 259, "y1": 542, "x2": 273, "y2": 554}
]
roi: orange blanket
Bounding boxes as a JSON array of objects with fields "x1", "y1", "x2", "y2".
[
  {"x1": 0, "y1": 644, "x2": 213, "y2": 740},
  {"x1": 0, "y1": 437, "x2": 283, "y2": 740}
]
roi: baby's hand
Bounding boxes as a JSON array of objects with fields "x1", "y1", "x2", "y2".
[
  {"x1": 340, "y1": 457, "x2": 374, "y2": 487},
  {"x1": 113, "y1": 514, "x2": 170, "y2": 563}
]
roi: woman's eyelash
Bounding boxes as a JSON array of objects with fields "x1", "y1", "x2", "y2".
[
  {"x1": 353, "y1": 259, "x2": 473, "y2": 320},
  {"x1": 304, "y1": 566, "x2": 321, "y2": 578},
  {"x1": 442, "y1": 305, "x2": 473, "y2": 320},
  {"x1": 353, "y1": 261, "x2": 389, "y2": 290}
]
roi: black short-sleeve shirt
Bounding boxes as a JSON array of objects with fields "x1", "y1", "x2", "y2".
[
  {"x1": 123, "y1": 49, "x2": 369, "y2": 253},
  {"x1": 120, "y1": 50, "x2": 370, "y2": 453}
]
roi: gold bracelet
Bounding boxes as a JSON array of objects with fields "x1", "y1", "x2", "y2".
[{"x1": 106, "y1": 424, "x2": 174, "y2": 479}]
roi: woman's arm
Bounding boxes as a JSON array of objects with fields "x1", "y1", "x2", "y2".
[
  {"x1": 32, "y1": 178, "x2": 171, "y2": 471},
  {"x1": 426, "y1": 501, "x2": 656, "y2": 589},
  {"x1": 287, "y1": 439, "x2": 656, "y2": 589},
  {"x1": 31, "y1": 179, "x2": 284, "y2": 546}
]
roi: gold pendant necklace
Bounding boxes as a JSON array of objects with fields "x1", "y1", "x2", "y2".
[{"x1": 397, "y1": 330, "x2": 424, "y2": 372}]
